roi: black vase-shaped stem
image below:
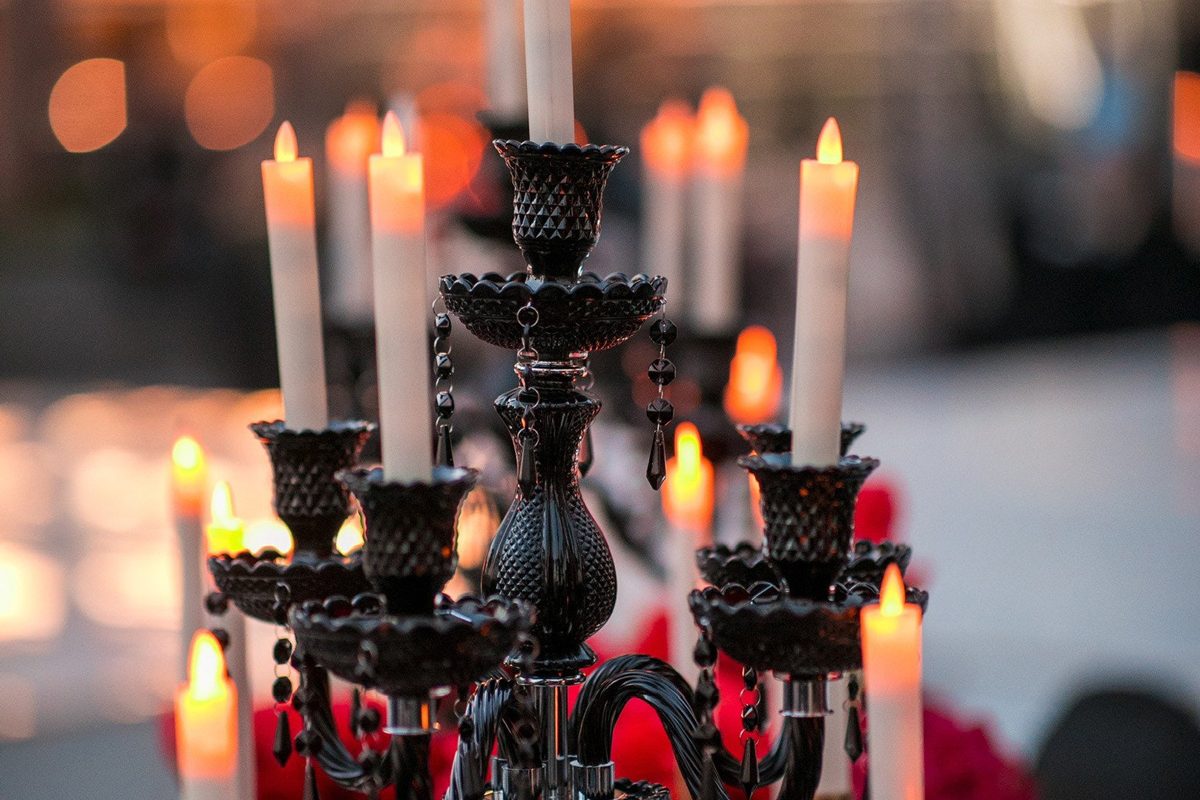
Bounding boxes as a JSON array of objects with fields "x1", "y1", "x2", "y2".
[
  {"x1": 250, "y1": 420, "x2": 374, "y2": 558},
  {"x1": 340, "y1": 466, "x2": 478, "y2": 615},
  {"x1": 739, "y1": 453, "x2": 879, "y2": 600}
]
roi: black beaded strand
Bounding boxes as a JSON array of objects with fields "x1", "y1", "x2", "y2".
[
  {"x1": 645, "y1": 310, "x2": 677, "y2": 489},
  {"x1": 432, "y1": 300, "x2": 456, "y2": 468},
  {"x1": 738, "y1": 666, "x2": 762, "y2": 798},
  {"x1": 271, "y1": 582, "x2": 295, "y2": 767}
]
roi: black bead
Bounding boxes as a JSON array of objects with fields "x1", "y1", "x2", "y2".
[
  {"x1": 358, "y1": 707, "x2": 381, "y2": 734},
  {"x1": 741, "y1": 667, "x2": 758, "y2": 691},
  {"x1": 300, "y1": 599, "x2": 324, "y2": 617},
  {"x1": 323, "y1": 596, "x2": 353, "y2": 618},
  {"x1": 351, "y1": 593, "x2": 382, "y2": 615},
  {"x1": 210, "y1": 627, "x2": 230, "y2": 651},
  {"x1": 694, "y1": 676, "x2": 720, "y2": 709},
  {"x1": 204, "y1": 591, "x2": 228, "y2": 616},
  {"x1": 459, "y1": 715, "x2": 475, "y2": 738},
  {"x1": 845, "y1": 706, "x2": 864, "y2": 761},
  {"x1": 649, "y1": 318, "x2": 678, "y2": 346},
  {"x1": 436, "y1": 391, "x2": 455, "y2": 418},
  {"x1": 646, "y1": 398, "x2": 674, "y2": 426},
  {"x1": 273, "y1": 583, "x2": 292, "y2": 604},
  {"x1": 271, "y1": 602, "x2": 288, "y2": 626},
  {"x1": 693, "y1": 636, "x2": 717, "y2": 668},
  {"x1": 434, "y1": 353, "x2": 454, "y2": 380},
  {"x1": 273, "y1": 638, "x2": 294, "y2": 665},
  {"x1": 646, "y1": 426, "x2": 666, "y2": 490},
  {"x1": 741, "y1": 704, "x2": 760, "y2": 731},
  {"x1": 434, "y1": 313, "x2": 452, "y2": 337},
  {"x1": 295, "y1": 730, "x2": 324, "y2": 758},
  {"x1": 273, "y1": 711, "x2": 292, "y2": 767},
  {"x1": 517, "y1": 434, "x2": 537, "y2": 494},
  {"x1": 647, "y1": 358, "x2": 676, "y2": 386},
  {"x1": 272, "y1": 675, "x2": 293, "y2": 704}
]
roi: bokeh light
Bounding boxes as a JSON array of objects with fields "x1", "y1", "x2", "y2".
[
  {"x1": 0, "y1": 543, "x2": 67, "y2": 643},
  {"x1": 73, "y1": 544, "x2": 179, "y2": 630},
  {"x1": 48, "y1": 58, "x2": 127, "y2": 153},
  {"x1": 1174, "y1": 71, "x2": 1200, "y2": 165},
  {"x1": 166, "y1": 0, "x2": 257, "y2": 67},
  {"x1": 417, "y1": 112, "x2": 488, "y2": 208},
  {"x1": 184, "y1": 56, "x2": 274, "y2": 151}
]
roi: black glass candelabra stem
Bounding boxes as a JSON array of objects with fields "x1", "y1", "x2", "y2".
[
  {"x1": 484, "y1": 360, "x2": 615, "y2": 674},
  {"x1": 777, "y1": 718, "x2": 824, "y2": 800}
]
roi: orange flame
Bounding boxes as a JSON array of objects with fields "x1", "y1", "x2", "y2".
[
  {"x1": 641, "y1": 99, "x2": 694, "y2": 177},
  {"x1": 274, "y1": 121, "x2": 297, "y2": 162},
  {"x1": 171, "y1": 436, "x2": 207, "y2": 515},
  {"x1": 186, "y1": 630, "x2": 228, "y2": 700},
  {"x1": 663, "y1": 422, "x2": 715, "y2": 535},
  {"x1": 381, "y1": 111, "x2": 407, "y2": 158},
  {"x1": 724, "y1": 326, "x2": 784, "y2": 425},
  {"x1": 695, "y1": 87, "x2": 748, "y2": 177},
  {"x1": 879, "y1": 563, "x2": 906, "y2": 617},
  {"x1": 816, "y1": 117, "x2": 843, "y2": 164}
]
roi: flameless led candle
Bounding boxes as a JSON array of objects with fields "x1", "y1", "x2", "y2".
[
  {"x1": 325, "y1": 101, "x2": 380, "y2": 326},
  {"x1": 640, "y1": 101, "x2": 694, "y2": 308},
  {"x1": 172, "y1": 436, "x2": 207, "y2": 682},
  {"x1": 724, "y1": 325, "x2": 784, "y2": 425},
  {"x1": 861, "y1": 565, "x2": 924, "y2": 800},
  {"x1": 662, "y1": 422, "x2": 714, "y2": 683},
  {"x1": 261, "y1": 121, "x2": 329, "y2": 431},
  {"x1": 485, "y1": 0, "x2": 525, "y2": 120},
  {"x1": 176, "y1": 630, "x2": 237, "y2": 800},
  {"x1": 368, "y1": 112, "x2": 433, "y2": 482},
  {"x1": 788, "y1": 118, "x2": 858, "y2": 466},
  {"x1": 691, "y1": 88, "x2": 748, "y2": 335},
  {"x1": 523, "y1": 0, "x2": 575, "y2": 143}
]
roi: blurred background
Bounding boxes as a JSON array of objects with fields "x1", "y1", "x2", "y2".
[{"x1": 0, "y1": 0, "x2": 1199, "y2": 798}]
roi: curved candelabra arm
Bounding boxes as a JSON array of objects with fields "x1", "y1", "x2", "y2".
[
  {"x1": 445, "y1": 677, "x2": 515, "y2": 800},
  {"x1": 775, "y1": 718, "x2": 824, "y2": 800},
  {"x1": 296, "y1": 662, "x2": 398, "y2": 792},
  {"x1": 571, "y1": 655, "x2": 735, "y2": 800}
]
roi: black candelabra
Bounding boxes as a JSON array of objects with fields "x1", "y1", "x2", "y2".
[{"x1": 207, "y1": 135, "x2": 926, "y2": 800}]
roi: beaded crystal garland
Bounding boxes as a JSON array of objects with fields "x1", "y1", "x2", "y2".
[{"x1": 205, "y1": 136, "x2": 925, "y2": 800}]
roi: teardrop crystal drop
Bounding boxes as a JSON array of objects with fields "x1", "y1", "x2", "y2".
[
  {"x1": 740, "y1": 736, "x2": 760, "y2": 798},
  {"x1": 845, "y1": 705, "x2": 864, "y2": 761},
  {"x1": 517, "y1": 434, "x2": 537, "y2": 493},
  {"x1": 272, "y1": 711, "x2": 292, "y2": 767},
  {"x1": 436, "y1": 424, "x2": 455, "y2": 468},
  {"x1": 303, "y1": 760, "x2": 321, "y2": 800},
  {"x1": 646, "y1": 427, "x2": 666, "y2": 489}
]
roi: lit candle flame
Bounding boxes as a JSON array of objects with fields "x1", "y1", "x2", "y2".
[
  {"x1": 724, "y1": 325, "x2": 784, "y2": 425},
  {"x1": 381, "y1": 111, "x2": 406, "y2": 158},
  {"x1": 187, "y1": 629, "x2": 228, "y2": 700},
  {"x1": 663, "y1": 422, "x2": 715, "y2": 535},
  {"x1": 206, "y1": 481, "x2": 244, "y2": 555},
  {"x1": 641, "y1": 99, "x2": 694, "y2": 177},
  {"x1": 879, "y1": 563, "x2": 906, "y2": 617},
  {"x1": 695, "y1": 87, "x2": 749, "y2": 177},
  {"x1": 274, "y1": 121, "x2": 297, "y2": 162},
  {"x1": 816, "y1": 117, "x2": 842, "y2": 165},
  {"x1": 210, "y1": 481, "x2": 237, "y2": 527},
  {"x1": 171, "y1": 435, "x2": 207, "y2": 515}
]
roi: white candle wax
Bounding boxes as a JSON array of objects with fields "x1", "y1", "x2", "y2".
[
  {"x1": 788, "y1": 118, "x2": 858, "y2": 466},
  {"x1": 523, "y1": 0, "x2": 575, "y2": 143},
  {"x1": 485, "y1": 0, "x2": 526, "y2": 120},
  {"x1": 691, "y1": 88, "x2": 748, "y2": 335},
  {"x1": 325, "y1": 104, "x2": 379, "y2": 326},
  {"x1": 369, "y1": 113, "x2": 433, "y2": 483},
  {"x1": 261, "y1": 122, "x2": 329, "y2": 431},
  {"x1": 640, "y1": 102, "x2": 693, "y2": 307},
  {"x1": 861, "y1": 566, "x2": 924, "y2": 800}
]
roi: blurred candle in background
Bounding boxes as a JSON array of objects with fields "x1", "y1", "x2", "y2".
[
  {"x1": 1172, "y1": 71, "x2": 1200, "y2": 255},
  {"x1": 176, "y1": 630, "x2": 237, "y2": 800},
  {"x1": 523, "y1": 0, "x2": 574, "y2": 143},
  {"x1": 325, "y1": 101, "x2": 380, "y2": 326},
  {"x1": 724, "y1": 325, "x2": 784, "y2": 425},
  {"x1": 691, "y1": 87, "x2": 748, "y2": 335},
  {"x1": 640, "y1": 100, "x2": 694, "y2": 309},
  {"x1": 789, "y1": 118, "x2": 858, "y2": 466},
  {"x1": 203, "y1": 483, "x2": 254, "y2": 800},
  {"x1": 172, "y1": 435, "x2": 207, "y2": 683},
  {"x1": 484, "y1": 0, "x2": 525, "y2": 121},
  {"x1": 861, "y1": 565, "x2": 924, "y2": 800},
  {"x1": 662, "y1": 422, "x2": 714, "y2": 684},
  {"x1": 368, "y1": 112, "x2": 433, "y2": 482},
  {"x1": 261, "y1": 121, "x2": 329, "y2": 431}
]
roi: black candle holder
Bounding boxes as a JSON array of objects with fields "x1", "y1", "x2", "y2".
[
  {"x1": 339, "y1": 465, "x2": 478, "y2": 615},
  {"x1": 737, "y1": 421, "x2": 866, "y2": 459}
]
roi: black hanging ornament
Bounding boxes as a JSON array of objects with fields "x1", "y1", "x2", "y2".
[
  {"x1": 273, "y1": 711, "x2": 292, "y2": 767},
  {"x1": 740, "y1": 736, "x2": 760, "y2": 798},
  {"x1": 645, "y1": 312, "x2": 677, "y2": 489},
  {"x1": 845, "y1": 673, "x2": 864, "y2": 761},
  {"x1": 432, "y1": 307, "x2": 456, "y2": 468}
]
